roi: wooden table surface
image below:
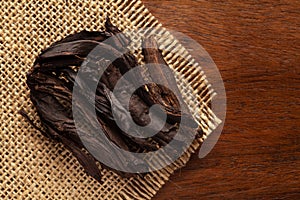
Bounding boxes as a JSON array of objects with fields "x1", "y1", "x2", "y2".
[{"x1": 142, "y1": 0, "x2": 300, "y2": 199}]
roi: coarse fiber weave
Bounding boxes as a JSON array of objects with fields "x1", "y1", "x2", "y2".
[{"x1": 1, "y1": 0, "x2": 220, "y2": 199}]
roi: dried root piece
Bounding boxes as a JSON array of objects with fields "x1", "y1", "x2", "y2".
[{"x1": 22, "y1": 19, "x2": 201, "y2": 182}]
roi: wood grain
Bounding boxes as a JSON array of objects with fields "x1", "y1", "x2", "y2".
[{"x1": 142, "y1": 0, "x2": 300, "y2": 199}]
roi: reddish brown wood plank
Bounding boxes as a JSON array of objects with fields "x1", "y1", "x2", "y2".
[{"x1": 143, "y1": 0, "x2": 300, "y2": 199}]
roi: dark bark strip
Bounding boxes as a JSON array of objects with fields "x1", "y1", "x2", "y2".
[{"x1": 23, "y1": 19, "x2": 201, "y2": 182}]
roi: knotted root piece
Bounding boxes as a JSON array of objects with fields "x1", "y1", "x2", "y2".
[{"x1": 22, "y1": 19, "x2": 202, "y2": 182}]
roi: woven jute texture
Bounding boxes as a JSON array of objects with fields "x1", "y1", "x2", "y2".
[{"x1": 1, "y1": 0, "x2": 220, "y2": 199}]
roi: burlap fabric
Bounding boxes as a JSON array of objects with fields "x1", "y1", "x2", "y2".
[{"x1": 1, "y1": 0, "x2": 220, "y2": 199}]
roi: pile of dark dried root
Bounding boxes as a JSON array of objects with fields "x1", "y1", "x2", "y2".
[{"x1": 21, "y1": 19, "x2": 202, "y2": 182}]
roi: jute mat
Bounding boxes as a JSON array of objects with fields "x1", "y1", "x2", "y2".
[{"x1": 1, "y1": 0, "x2": 220, "y2": 199}]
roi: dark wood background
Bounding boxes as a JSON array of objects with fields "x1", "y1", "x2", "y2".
[{"x1": 142, "y1": 0, "x2": 300, "y2": 199}]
